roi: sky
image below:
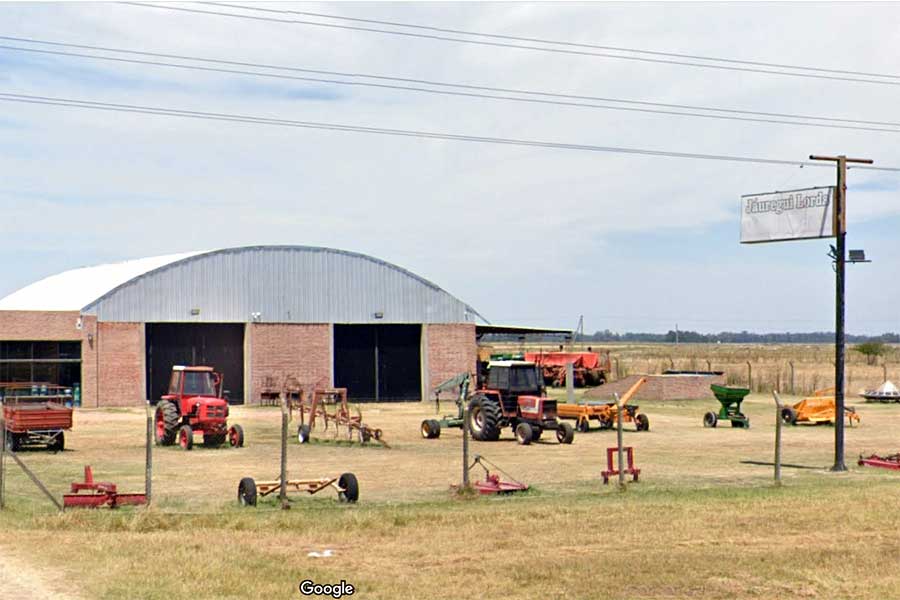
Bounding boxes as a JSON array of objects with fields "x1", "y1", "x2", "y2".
[{"x1": 0, "y1": 1, "x2": 898, "y2": 335}]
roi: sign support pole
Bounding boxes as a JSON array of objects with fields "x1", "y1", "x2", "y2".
[{"x1": 810, "y1": 154, "x2": 873, "y2": 472}]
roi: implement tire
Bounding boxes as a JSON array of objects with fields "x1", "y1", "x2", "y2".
[
  {"x1": 338, "y1": 473, "x2": 359, "y2": 503},
  {"x1": 467, "y1": 395, "x2": 501, "y2": 442},
  {"x1": 238, "y1": 477, "x2": 257, "y2": 506}
]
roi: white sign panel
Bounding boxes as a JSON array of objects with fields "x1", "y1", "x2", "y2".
[{"x1": 740, "y1": 186, "x2": 836, "y2": 244}]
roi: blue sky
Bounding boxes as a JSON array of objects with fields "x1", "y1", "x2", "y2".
[{"x1": 1, "y1": 2, "x2": 898, "y2": 334}]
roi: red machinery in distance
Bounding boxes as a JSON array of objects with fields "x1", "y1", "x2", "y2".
[
  {"x1": 63, "y1": 466, "x2": 147, "y2": 509},
  {"x1": 524, "y1": 351, "x2": 611, "y2": 387},
  {"x1": 154, "y1": 366, "x2": 244, "y2": 451}
]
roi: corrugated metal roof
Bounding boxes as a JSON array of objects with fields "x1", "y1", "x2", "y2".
[
  {"x1": 1, "y1": 246, "x2": 485, "y2": 325},
  {"x1": 0, "y1": 251, "x2": 205, "y2": 311}
]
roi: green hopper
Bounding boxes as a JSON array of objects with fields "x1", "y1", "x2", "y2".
[{"x1": 706, "y1": 384, "x2": 751, "y2": 428}]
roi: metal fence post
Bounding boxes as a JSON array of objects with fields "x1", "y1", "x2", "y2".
[
  {"x1": 615, "y1": 393, "x2": 625, "y2": 489},
  {"x1": 772, "y1": 392, "x2": 783, "y2": 486},
  {"x1": 462, "y1": 403, "x2": 470, "y2": 488},
  {"x1": 0, "y1": 398, "x2": 5, "y2": 510},
  {"x1": 280, "y1": 395, "x2": 289, "y2": 508},
  {"x1": 789, "y1": 361, "x2": 795, "y2": 395},
  {"x1": 145, "y1": 401, "x2": 153, "y2": 505},
  {"x1": 747, "y1": 361, "x2": 753, "y2": 391}
]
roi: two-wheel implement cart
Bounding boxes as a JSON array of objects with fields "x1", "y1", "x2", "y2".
[{"x1": 705, "y1": 384, "x2": 751, "y2": 428}]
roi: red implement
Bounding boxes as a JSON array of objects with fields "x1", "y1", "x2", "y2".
[
  {"x1": 858, "y1": 453, "x2": 900, "y2": 471},
  {"x1": 601, "y1": 446, "x2": 641, "y2": 484},
  {"x1": 62, "y1": 466, "x2": 147, "y2": 509},
  {"x1": 473, "y1": 473, "x2": 529, "y2": 495}
]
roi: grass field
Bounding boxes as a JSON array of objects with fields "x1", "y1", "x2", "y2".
[{"x1": 2, "y1": 384, "x2": 900, "y2": 599}]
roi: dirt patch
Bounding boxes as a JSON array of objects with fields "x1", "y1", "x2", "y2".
[
  {"x1": 585, "y1": 373, "x2": 726, "y2": 401},
  {"x1": 0, "y1": 544, "x2": 78, "y2": 599}
]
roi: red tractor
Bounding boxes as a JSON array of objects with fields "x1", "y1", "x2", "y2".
[
  {"x1": 154, "y1": 366, "x2": 244, "y2": 451},
  {"x1": 468, "y1": 361, "x2": 575, "y2": 445}
]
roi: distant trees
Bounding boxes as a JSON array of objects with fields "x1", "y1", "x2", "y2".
[{"x1": 854, "y1": 341, "x2": 889, "y2": 365}]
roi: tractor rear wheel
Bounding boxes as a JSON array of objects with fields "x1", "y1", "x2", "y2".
[
  {"x1": 338, "y1": 473, "x2": 359, "y2": 503},
  {"x1": 49, "y1": 431, "x2": 65, "y2": 452},
  {"x1": 178, "y1": 425, "x2": 193, "y2": 450},
  {"x1": 238, "y1": 477, "x2": 257, "y2": 506},
  {"x1": 467, "y1": 395, "x2": 501, "y2": 441},
  {"x1": 515, "y1": 423, "x2": 533, "y2": 445},
  {"x1": 703, "y1": 412, "x2": 718, "y2": 428},
  {"x1": 154, "y1": 401, "x2": 179, "y2": 446},
  {"x1": 556, "y1": 421, "x2": 575, "y2": 444},
  {"x1": 635, "y1": 414, "x2": 650, "y2": 432},
  {"x1": 228, "y1": 424, "x2": 245, "y2": 447},
  {"x1": 781, "y1": 407, "x2": 798, "y2": 425},
  {"x1": 297, "y1": 424, "x2": 311, "y2": 444}
]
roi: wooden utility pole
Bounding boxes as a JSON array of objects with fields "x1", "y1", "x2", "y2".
[{"x1": 809, "y1": 154, "x2": 873, "y2": 472}]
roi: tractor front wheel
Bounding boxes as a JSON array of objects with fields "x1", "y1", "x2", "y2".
[
  {"x1": 154, "y1": 401, "x2": 179, "y2": 446},
  {"x1": 466, "y1": 395, "x2": 501, "y2": 442},
  {"x1": 228, "y1": 424, "x2": 245, "y2": 447},
  {"x1": 703, "y1": 412, "x2": 718, "y2": 428},
  {"x1": 238, "y1": 477, "x2": 257, "y2": 506},
  {"x1": 338, "y1": 473, "x2": 359, "y2": 503},
  {"x1": 557, "y1": 421, "x2": 575, "y2": 444},
  {"x1": 178, "y1": 424, "x2": 194, "y2": 450},
  {"x1": 515, "y1": 423, "x2": 533, "y2": 445}
]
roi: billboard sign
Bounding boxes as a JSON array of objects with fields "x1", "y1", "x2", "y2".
[{"x1": 740, "y1": 186, "x2": 836, "y2": 244}]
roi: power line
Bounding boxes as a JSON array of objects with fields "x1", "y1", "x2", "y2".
[
  {"x1": 206, "y1": 2, "x2": 900, "y2": 82},
  {"x1": 4, "y1": 36, "x2": 900, "y2": 134},
  {"x1": 122, "y1": 2, "x2": 900, "y2": 87},
  {"x1": 1, "y1": 91, "x2": 898, "y2": 171}
]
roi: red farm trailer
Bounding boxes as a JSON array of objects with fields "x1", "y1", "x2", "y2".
[
  {"x1": 524, "y1": 351, "x2": 611, "y2": 388},
  {"x1": 1, "y1": 383, "x2": 74, "y2": 451}
]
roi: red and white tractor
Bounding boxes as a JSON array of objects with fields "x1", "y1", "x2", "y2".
[{"x1": 154, "y1": 366, "x2": 244, "y2": 451}]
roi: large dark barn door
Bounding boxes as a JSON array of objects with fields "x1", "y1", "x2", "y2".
[
  {"x1": 145, "y1": 323, "x2": 244, "y2": 403},
  {"x1": 334, "y1": 324, "x2": 421, "y2": 402}
]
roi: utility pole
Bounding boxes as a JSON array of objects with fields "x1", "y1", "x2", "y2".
[
  {"x1": 809, "y1": 154, "x2": 873, "y2": 472},
  {"x1": 675, "y1": 323, "x2": 679, "y2": 346}
]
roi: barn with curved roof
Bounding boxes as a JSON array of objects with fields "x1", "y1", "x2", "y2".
[{"x1": 0, "y1": 246, "x2": 483, "y2": 406}]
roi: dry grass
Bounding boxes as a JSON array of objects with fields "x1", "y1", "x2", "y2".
[{"x1": 3, "y1": 387, "x2": 900, "y2": 599}]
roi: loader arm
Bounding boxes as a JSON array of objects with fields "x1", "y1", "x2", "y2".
[
  {"x1": 618, "y1": 377, "x2": 648, "y2": 407},
  {"x1": 433, "y1": 372, "x2": 471, "y2": 416}
]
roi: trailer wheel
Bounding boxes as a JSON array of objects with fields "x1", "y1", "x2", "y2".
[
  {"x1": 577, "y1": 419, "x2": 590, "y2": 433},
  {"x1": 635, "y1": 414, "x2": 650, "y2": 432},
  {"x1": 297, "y1": 424, "x2": 311, "y2": 444},
  {"x1": 467, "y1": 395, "x2": 501, "y2": 441},
  {"x1": 781, "y1": 407, "x2": 798, "y2": 425},
  {"x1": 178, "y1": 425, "x2": 194, "y2": 450},
  {"x1": 703, "y1": 412, "x2": 718, "y2": 428},
  {"x1": 515, "y1": 423, "x2": 533, "y2": 445},
  {"x1": 49, "y1": 431, "x2": 65, "y2": 452},
  {"x1": 228, "y1": 424, "x2": 245, "y2": 447},
  {"x1": 338, "y1": 473, "x2": 359, "y2": 503},
  {"x1": 420, "y1": 419, "x2": 440, "y2": 439},
  {"x1": 5, "y1": 430, "x2": 18, "y2": 452},
  {"x1": 154, "y1": 401, "x2": 179, "y2": 446},
  {"x1": 238, "y1": 477, "x2": 257, "y2": 506},
  {"x1": 557, "y1": 421, "x2": 575, "y2": 444}
]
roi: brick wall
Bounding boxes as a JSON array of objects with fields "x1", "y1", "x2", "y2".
[
  {"x1": 248, "y1": 323, "x2": 331, "y2": 403},
  {"x1": 93, "y1": 322, "x2": 144, "y2": 406},
  {"x1": 0, "y1": 310, "x2": 83, "y2": 340},
  {"x1": 424, "y1": 323, "x2": 476, "y2": 399}
]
